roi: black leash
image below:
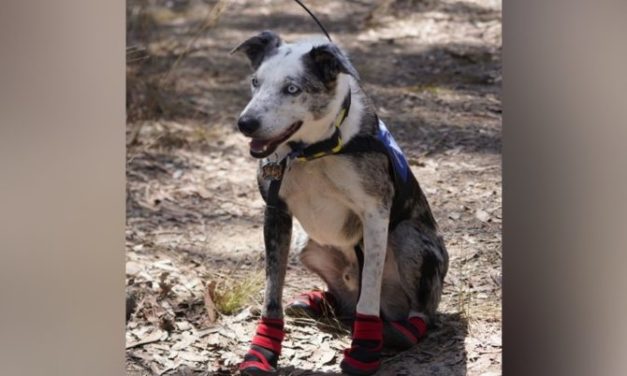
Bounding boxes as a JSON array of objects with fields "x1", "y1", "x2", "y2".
[{"x1": 293, "y1": 0, "x2": 333, "y2": 42}]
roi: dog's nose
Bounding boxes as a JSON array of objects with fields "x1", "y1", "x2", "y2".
[{"x1": 237, "y1": 116, "x2": 260, "y2": 136}]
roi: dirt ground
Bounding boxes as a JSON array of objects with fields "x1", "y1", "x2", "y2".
[{"x1": 125, "y1": 0, "x2": 501, "y2": 375}]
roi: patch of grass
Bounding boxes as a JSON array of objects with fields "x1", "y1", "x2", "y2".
[
  {"x1": 211, "y1": 271, "x2": 264, "y2": 316},
  {"x1": 405, "y1": 83, "x2": 455, "y2": 96},
  {"x1": 447, "y1": 257, "x2": 473, "y2": 320},
  {"x1": 455, "y1": 283, "x2": 472, "y2": 320}
]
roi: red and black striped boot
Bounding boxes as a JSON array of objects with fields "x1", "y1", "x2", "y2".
[
  {"x1": 340, "y1": 314, "x2": 383, "y2": 376},
  {"x1": 285, "y1": 290, "x2": 336, "y2": 319},
  {"x1": 239, "y1": 317, "x2": 285, "y2": 376},
  {"x1": 383, "y1": 316, "x2": 428, "y2": 350}
]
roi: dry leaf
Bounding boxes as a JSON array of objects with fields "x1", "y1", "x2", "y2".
[
  {"x1": 178, "y1": 351, "x2": 206, "y2": 362},
  {"x1": 126, "y1": 261, "x2": 142, "y2": 275},
  {"x1": 172, "y1": 332, "x2": 197, "y2": 350},
  {"x1": 220, "y1": 351, "x2": 240, "y2": 366},
  {"x1": 312, "y1": 346, "x2": 335, "y2": 367},
  {"x1": 206, "y1": 333, "x2": 223, "y2": 346},
  {"x1": 126, "y1": 329, "x2": 168, "y2": 349}
]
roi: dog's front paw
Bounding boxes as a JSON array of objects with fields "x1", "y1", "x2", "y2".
[
  {"x1": 239, "y1": 317, "x2": 284, "y2": 376},
  {"x1": 340, "y1": 314, "x2": 383, "y2": 376},
  {"x1": 240, "y1": 345, "x2": 279, "y2": 376}
]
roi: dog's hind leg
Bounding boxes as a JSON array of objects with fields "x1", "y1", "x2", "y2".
[
  {"x1": 381, "y1": 219, "x2": 449, "y2": 350},
  {"x1": 291, "y1": 238, "x2": 360, "y2": 320},
  {"x1": 389, "y1": 220, "x2": 449, "y2": 320}
]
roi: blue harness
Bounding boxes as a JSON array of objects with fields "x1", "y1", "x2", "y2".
[{"x1": 376, "y1": 118, "x2": 410, "y2": 184}]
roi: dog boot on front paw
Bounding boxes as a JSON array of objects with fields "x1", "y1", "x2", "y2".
[
  {"x1": 239, "y1": 317, "x2": 285, "y2": 376},
  {"x1": 340, "y1": 314, "x2": 383, "y2": 376},
  {"x1": 285, "y1": 290, "x2": 336, "y2": 319},
  {"x1": 383, "y1": 316, "x2": 428, "y2": 350}
]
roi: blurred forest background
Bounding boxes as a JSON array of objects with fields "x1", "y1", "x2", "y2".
[{"x1": 126, "y1": 0, "x2": 501, "y2": 375}]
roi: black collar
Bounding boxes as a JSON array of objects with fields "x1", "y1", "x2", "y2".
[{"x1": 287, "y1": 90, "x2": 351, "y2": 161}]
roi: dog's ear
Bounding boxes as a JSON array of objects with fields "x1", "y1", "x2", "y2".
[
  {"x1": 305, "y1": 44, "x2": 360, "y2": 85},
  {"x1": 230, "y1": 31, "x2": 282, "y2": 70}
]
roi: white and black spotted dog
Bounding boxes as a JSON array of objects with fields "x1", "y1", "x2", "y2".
[{"x1": 232, "y1": 31, "x2": 448, "y2": 376}]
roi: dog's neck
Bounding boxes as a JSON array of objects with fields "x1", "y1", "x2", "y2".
[
  {"x1": 299, "y1": 76, "x2": 352, "y2": 144},
  {"x1": 270, "y1": 75, "x2": 365, "y2": 162}
]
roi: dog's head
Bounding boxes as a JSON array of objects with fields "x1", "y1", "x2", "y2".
[{"x1": 231, "y1": 31, "x2": 359, "y2": 158}]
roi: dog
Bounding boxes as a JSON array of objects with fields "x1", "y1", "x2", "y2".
[{"x1": 231, "y1": 31, "x2": 449, "y2": 376}]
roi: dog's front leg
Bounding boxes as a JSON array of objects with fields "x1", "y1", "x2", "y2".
[
  {"x1": 240, "y1": 206, "x2": 292, "y2": 376},
  {"x1": 341, "y1": 209, "x2": 389, "y2": 376}
]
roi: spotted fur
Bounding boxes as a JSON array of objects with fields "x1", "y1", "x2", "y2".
[{"x1": 234, "y1": 31, "x2": 449, "y2": 375}]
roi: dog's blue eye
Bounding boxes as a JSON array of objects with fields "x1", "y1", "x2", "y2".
[
  {"x1": 251, "y1": 78, "x2": 259, "y2": 88},
  {"x1": 285, "y1": 84, "x2": 301, "y2": 95}
]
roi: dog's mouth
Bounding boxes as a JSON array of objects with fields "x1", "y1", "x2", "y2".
[{"x1": 248, "y1": 121, "x2": 303, "y2": 158}]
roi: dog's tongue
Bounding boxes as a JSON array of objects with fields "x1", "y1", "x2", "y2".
[{"x1": 249, "y1": 139, "x2": 270, "y2": 153}]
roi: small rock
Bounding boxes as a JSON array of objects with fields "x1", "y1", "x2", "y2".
[
  {"x1": 476, "y1": 209, "x2": 491, "y2": 222},
  {"x1": 449, "y1": 212, "x2": 461, "y2": 220}
]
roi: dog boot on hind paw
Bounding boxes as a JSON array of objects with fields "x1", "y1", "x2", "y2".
[
  {"x1": 383, "y1": 316, "x2": 428, "y2": 350},
  {"x1": 239, "y1": 317, "x2": 285, "y2": 376},
  {"x1": 340, "y1": 314, "x2": 383, "y2": 376},
  {"x1": 284, "y1": 290, "x2": 336, "y2": 320}
]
